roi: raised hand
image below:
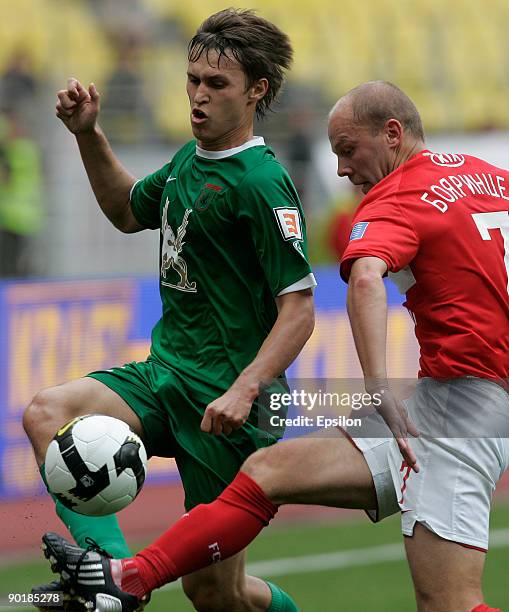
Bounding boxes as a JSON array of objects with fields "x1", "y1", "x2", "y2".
[{"x1": 56, "y1": 77, "x2": 100, "y2": 134}]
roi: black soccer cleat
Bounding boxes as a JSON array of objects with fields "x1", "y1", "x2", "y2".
[
  {"x1": 31, "y1": 578, "x2": 85, "y2": 611},
  {"x1": 41, "y1": 533, "x2": 149, "y2": 612}
]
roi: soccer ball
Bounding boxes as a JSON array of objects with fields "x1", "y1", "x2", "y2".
[{"x1": 45, "y1": 414, "x2": 148, "y2": 516}]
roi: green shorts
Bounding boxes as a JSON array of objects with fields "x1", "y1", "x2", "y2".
[{"x1": 88, "y1": 359, "x2": 280, "y2": 510}]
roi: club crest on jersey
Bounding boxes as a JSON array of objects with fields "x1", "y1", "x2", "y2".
[
  {"x1": 349, "y1": 221, "x2": 369, "y2": 241},
  {"x1": 160, "y1": 199, "x2": 197, "y2": 293},
  {"x1": 194, "y1": 183, "x2": 222, "y2": 212},
  {"x1": 274, "y1": 207, "x2": 303, "y2": 241}
]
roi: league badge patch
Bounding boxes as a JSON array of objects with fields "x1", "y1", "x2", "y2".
[{"x1": 274, "y1": 207, "x2": 303, "y2": 240}]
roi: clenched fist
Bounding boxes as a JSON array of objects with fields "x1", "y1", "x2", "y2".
[{"x1": 56, "y1": 77, "x2": 100, "y2": 134}]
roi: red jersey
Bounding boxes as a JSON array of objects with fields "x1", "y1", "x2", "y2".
[{"x1": 340, "y1": 150, "x2": 509, "y2": 380}]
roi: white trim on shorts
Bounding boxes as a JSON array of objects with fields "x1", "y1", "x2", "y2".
[{"x1": 348, "y1": 433, "x2": 399, "y2": 523}]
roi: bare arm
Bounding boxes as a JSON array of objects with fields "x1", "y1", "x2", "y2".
[
  {"x1": 347, "y1": 256, "x2": 419, "y2": 471},
  {"x1": 347, "y1": 257, "x2": 389, "y2": 384},
  {"x1": 201, "y1": 288, "x2": 315, "y2": 435},
  {"x1": 56, "y1": 78, "x2": 143, "y2": 233}
]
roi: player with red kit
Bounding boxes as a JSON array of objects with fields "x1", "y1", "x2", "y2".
[
  {"x1": 336, "y1": 82, "x2": 509, "y2": 611},
  {"x1": 42, "y1": 82, "x2": 508, "y2": 612}
]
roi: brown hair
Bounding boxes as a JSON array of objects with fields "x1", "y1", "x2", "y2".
[{"x1": 188, "y1": 8, "x2": 293, "y2": 119}]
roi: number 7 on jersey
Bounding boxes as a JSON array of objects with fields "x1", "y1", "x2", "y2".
[{"x1": 472, "y1": 211, "x2": 509, "y2": 294}]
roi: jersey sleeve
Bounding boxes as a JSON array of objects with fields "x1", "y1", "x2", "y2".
[
  {"x1": 130, "y1": 162, "x2": 172, "y2": 229},
  {"x1": 237, "y1": 161, "x2": 316, "y2": 296},
  {"x1": 340, "y1": 197, "x2": 419, "y2": 282}
]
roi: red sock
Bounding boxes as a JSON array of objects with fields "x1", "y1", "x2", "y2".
[
  {"x1": 118, "y1": 471, "x2": 278, "y2": 595},
  {"x1": 471, "y1": 605, "x2": 502, "y2": 612}
]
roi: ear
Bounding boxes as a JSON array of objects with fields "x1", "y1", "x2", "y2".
[
  {"x1": 385, "y1": 118, "x2": 403, "y2": 148},
  {"x1": 248, "y1": 78, "x2": 269, "y2": 103}
]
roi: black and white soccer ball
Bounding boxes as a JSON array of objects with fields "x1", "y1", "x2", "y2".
[{"x1": 45, "y1": 414, "x2": 148, "y2": 516}]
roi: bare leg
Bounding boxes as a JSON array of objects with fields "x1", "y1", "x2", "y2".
[
  {"x1": 23, "y1": 377, "x2": 144, "y2": 466},
  {"x1": 244, "y1": 428, "x2": 377, "y2": 509},
  {"x1": 182, "y1": 551, "x2": 272, "y2": 612},
  {"x1": 405, "y1": 523, "x2": 485, "y2": 612}
]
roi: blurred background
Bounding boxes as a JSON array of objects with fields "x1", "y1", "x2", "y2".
[
  {"x1": 1, "y1": 1, "x2": 509, "y2": 610},
  {"x1": 2, "y1": 0, "x2": 509, "y2": 276}
]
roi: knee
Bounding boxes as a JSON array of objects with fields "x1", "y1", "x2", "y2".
[
  {"x1": 183, "y1": 580, "x2": 243, "y2": 612},
  {"x1": 413, "y1": 588, "x2": 476, "y2": 612},
  {"x1": 413, "y1": 585, "x2": 482, "y2": 612},
  {"x1": 22, "y1": 387, "x2": 66, "y2": 441},
  {"x1": 412, "y1": 583, "x2": 434, "y2": 608},
  {"x1": 241, "y1": 446, "x2": 279, "y2": 500}
]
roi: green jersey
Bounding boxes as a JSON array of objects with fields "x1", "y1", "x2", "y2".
[{"x1": 130, "y1": 137, "x2": 315, "y2": 390}]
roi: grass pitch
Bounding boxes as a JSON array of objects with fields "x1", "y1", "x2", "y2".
[{"x1": 0, "y1": 503, "x2": 507, "y2": 611}]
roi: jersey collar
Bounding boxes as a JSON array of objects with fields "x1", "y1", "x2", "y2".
[{"x1": 196, "y1": 136, "x2": 265, "y2": 160}]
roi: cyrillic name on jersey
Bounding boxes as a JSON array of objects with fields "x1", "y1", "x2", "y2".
[{"x1": 421, "y1": 173, "x2": 509, "y2": 213}]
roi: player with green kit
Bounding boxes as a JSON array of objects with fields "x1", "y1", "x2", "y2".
[{"x1": 24, "y1": 8, "x2": 315, "y2": 612}]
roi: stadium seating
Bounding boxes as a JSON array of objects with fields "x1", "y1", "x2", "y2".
[{"x1": 2, "y1": 0, "x2": 509, "y2": 136}]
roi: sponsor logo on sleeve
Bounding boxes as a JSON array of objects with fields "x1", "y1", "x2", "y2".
[
  {"x1": 349, "y1": 221, "x2": 369, "y2": 241},
  {"x1": 274, "y1": 207, "x2": 303, "y2": 240},
  {"x1": 293, "y1": 240, "x2": 307, "y2": 260}
]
